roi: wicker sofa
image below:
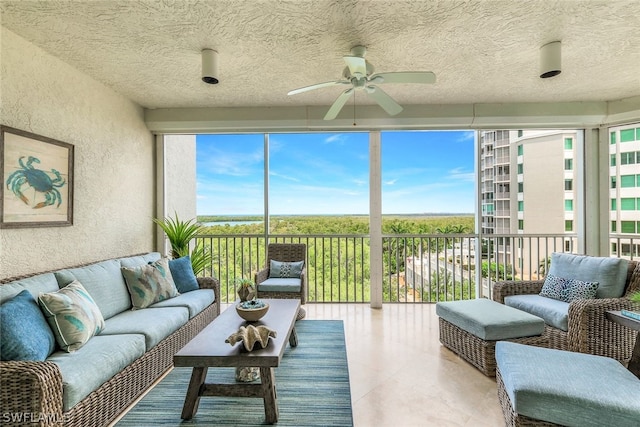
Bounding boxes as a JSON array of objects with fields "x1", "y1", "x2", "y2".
[
  {"x1": 0, "y1": 253, "x2": 220, "y2": 427},
  {"x1": 493, "y1": 253, "x2": 639, "y2": 364}
]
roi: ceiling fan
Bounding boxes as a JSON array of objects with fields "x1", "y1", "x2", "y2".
[{"x1": 287, "y1": 45, "x2": 436, "y2": 120}]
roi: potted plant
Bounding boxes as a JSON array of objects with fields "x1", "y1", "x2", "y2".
[
  {"x1": 235, "y1": 278, "x2": 256, "y2": 302},
  {"x1": 153, "y1": 213, "x2": 213, "y2": 276}
]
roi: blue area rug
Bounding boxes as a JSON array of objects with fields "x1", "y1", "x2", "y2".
[{"x1": 116, "y1": 320, "x2": 352, "y2": 426}]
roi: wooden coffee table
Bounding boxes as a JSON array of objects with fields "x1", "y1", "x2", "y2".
[{"x1": 174, "y1": 299, "x2": 300, "y2": 424}]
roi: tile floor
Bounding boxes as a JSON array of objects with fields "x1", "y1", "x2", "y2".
[{"x1": 304, "y1": 303, "x2": 504, "y2": 427}]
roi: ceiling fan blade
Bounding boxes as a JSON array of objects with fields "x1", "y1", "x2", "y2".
[
  {"x1": 365, "y1": 86, "x2": 403, "y2": 116},
  {"x1": 343, "y1": 56, "x2": 367, "y2": 78},
  {"x1": 369, "y1": 71, "x2": 436, "y2": 85},
  {"x1": 324, "y1": 88, "x2": 354, "y2": 120},
  {"x1": 288, "y1": 80, "x2": 349, "y2": 96}
]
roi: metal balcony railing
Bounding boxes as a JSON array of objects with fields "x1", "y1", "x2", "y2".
[{"x1": 189, "y1": 232, "x2": 634, "y2": 305}]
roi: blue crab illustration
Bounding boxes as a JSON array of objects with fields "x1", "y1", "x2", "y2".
[{"x1": 6, "y1": 156, "x2": 66, "y2": 209}]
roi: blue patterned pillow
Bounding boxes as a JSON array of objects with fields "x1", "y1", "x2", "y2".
[
  {"x1": 1, "y1": 290, "x2": 56, "y2": 361},
  {"x1": 168, "y1": 256, "x2": 199, "y2": 293},
  {"x1": 540, "y1": 275, "x2": 567, "y2": 301},
  {"x1": 540, "y1": 274, "x2": 598, "y2": 302},
  {"x1": 269, "y1": 260, "x2": 304, "y2": 278},
  {"x1": 38, "y1": 281, "x2": 105, "y2": 352},
  {"x1": 122, "y1": 257, "x2": 179, "y2": 309}
]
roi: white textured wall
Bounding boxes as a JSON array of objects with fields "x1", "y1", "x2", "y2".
[{"x1": 0, "y1": 28, "x2": 155, "y2": 279}]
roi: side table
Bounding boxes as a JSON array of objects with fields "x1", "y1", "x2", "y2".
[{"x1": 605, "y1": 310, "x2": 640, "y2": 379}]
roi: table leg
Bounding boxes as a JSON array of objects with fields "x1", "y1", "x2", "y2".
[
  {"x1": 629, "y1": 331, "x2": 640, "y2": 379},
  {"x1": 181, "y1": 367, "x2": 208, "y2": 420},
  {"x1": 260, "y1": 367, "x2": 279, "y2": 424},
  {"x1": 289, "y1": 326, "x2": 298, "y2": 347}
]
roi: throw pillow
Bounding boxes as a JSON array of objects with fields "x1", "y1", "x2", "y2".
[
  {"x1": 38, "y1": 281, "x2": 105, "y2": 352},
  {"x1": 561, "y1": 279, "x2": 599, "y2": 302},
  {"x1": 121, "y1": 257, "x2": 179, "y2": 309},
  {"x1": 540, "y1": 274, "x2": 566, "y2": 301},
  {"x1": 168, "y1": 256, "x2": 199, "y2": 293},
  {"x1": 269, "y1": 260, "x2": 304, "y2": 278},
  {"x1": 0, "y1": 290, "x2": 56, "y2": 361}
]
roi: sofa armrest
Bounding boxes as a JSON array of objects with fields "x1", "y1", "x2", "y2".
[
  {"x1": 492, "y1": 280, "x2": 544, "y2": 303},
  {"x1": 567, "y1": 297, "x2": 636, "y2": 357},
  {"x1": 254, "y1": 268, "x2": 269, "y2": 285},
  {"x1": 197, "y1": 276, "x2": 221, "y2": 316},
  {"x1": 0, "y1": 361, "x2": 64, "y2": 425}
]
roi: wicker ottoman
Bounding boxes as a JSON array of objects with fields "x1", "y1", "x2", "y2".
[{"x1": 436, "y1": 299, "x2": 547, "y2": 376}]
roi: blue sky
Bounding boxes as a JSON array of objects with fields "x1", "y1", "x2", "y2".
[{"x1": 196, "y1": 130, "x2": 475, "y2": 215}]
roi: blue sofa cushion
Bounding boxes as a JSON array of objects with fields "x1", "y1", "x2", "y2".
[
  {"x1": 100, "y1": 306, "x2": 188, "y2": 350},
  {"x1": 39, "y1": 281, "x2": 105, "y2": 352},
  {"x1": 118, "y1": 252, "x2": 161, "y2": 269},
  {"x1": 55, "y1": 259, "x2": 132, "y2": 319},
  {"x1": 505, "y1": 294, "x2": 569, "y2": 331},
  {"x1": 168, "y1": 256, "x2": 199, "y2": 293},
  {"x1": 47, "y1": 334, "x2": 146, "y2": 411},
  {"x1": 496, "y1": 341, "x2": 640, "y2": 427},
  {"x1": 0, "y1": 273, "x2": 59, "y2": 304},
  {"x1": 150, "y1": 289, "x2": 214, "y2": 318},
  {"x1": 0, "y1": 290, "x2": 56, "y2": 361},
  {"x1": 547, "y1": 252, "x2": 628, "y2": 299},
  {"x1": 258, "y1": 278, "x2": 302, "y2": 293},
  {"x1": 436, "y1": 299, "x2": 545, "y2": 340}
]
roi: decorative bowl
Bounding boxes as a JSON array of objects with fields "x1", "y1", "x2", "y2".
[{"x1": 236, "y1": 300, "x2": 270, "y2": 322}]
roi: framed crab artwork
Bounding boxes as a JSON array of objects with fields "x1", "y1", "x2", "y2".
[{"x1": 0, "y1": 126, "x2": 74, "y2": 228}]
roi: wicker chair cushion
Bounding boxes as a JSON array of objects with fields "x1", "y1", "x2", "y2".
[
  {"x1": 0, "y1": 290, "x2": 56, "y2": 361},
  {"x1": 38, "y1": 281, "x2": 105, "y2": 352},
  {"x1": 0, "y1": 273, "x2": 59, "y2": 303},
  {"x1": 269, "y1": 260, "x2": 304, "y2": 278},
  {"x1": 118, "y1": 252, "x2": 161, "y2": 268},
  {"x1": 435, "y1": 299, "x2": 544, "y2": 340},
  {"x1": 548, "y1": 252, "x2": 629, "y2": 299},
  {"x1": 496, "y1": 341, "x2": 640, "y2": 427},
  {"x1": 505, "y1": 294, "x2": 569, "y2": 331},
  {"x1": 258, "y1": 278, "x2": 302, "y2": 293},
  {"x1": 121, "y1": 258, "x2": 179, "y2": 309},
  {"x1": 168, "y1": 256, "x2": 199, "y2": 293},
  {"x1": 55, "y1": 259, "x2": 132, "y2": 319},
  {"x1": 100, "y1": 306, "x2": 188, "y2": 350},
  {"x1": 150, "y1": 288, "x2": 214, "y2": 318},
  {"x1": 47, "y1": 333, "x2": 146, "y2": 411}
]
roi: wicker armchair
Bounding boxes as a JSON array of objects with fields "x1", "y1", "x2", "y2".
[
  {"x1": 255, "y1": 243, "x2": 307, "y2": 319},
  {"x1": 492, "y1": 259, "x2": 639, "y2": 364}
]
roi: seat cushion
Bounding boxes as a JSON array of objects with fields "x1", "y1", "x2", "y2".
[
  {"x1": 505, "y1": 294, "x2": 569, "y2": 331},
  {"x1": 435, "y1": 299, "x2": 544, "y2": 340},
  {"x1": 496, "y1": 341, "x2": 640, "y2": 427},
  {"x1": 100, "y1": 306, "x2": 188, "y2": 350},
  {"x1": 47, "y1": 334, "x2": 146, "y2": 411},
  {"x1": 0, "y1": 290, "x2": 56, "y2": 361},
  {"x1": 547, "y1": 252, "x2": 629, "y2": 298},
  {"x1": 150, "y1": 289, "x2": 214, "y2": 318},
  {"x1": 55, "y1": 259, "x2": 132, "y2": 319},
  {"x1": 258, "y1": 277, "x2": 302, "y2": 293}
]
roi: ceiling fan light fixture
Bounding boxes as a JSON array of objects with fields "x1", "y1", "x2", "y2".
[
  {"x1": 540, "y1": 41, "x2": 561, "y2": 79},
  {"x1": 201, "y1": 49, "x2": 219, "y2": 84}
]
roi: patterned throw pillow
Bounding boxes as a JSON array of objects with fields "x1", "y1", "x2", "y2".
[
  {"x1": 38, "y1": 281, "x2": 105, "y2": 352},
  {"x1": 562, "y1": 279, "x2": 599, "y2": 302},
  {"x1": 1, "y1": 290, "x2": 56, "y2": 361},
  {"x1": 269, "y1": 260, "x2": 304, "y2": 278},
  {"x1": 540, "y1": 275, "x2": 567, "y2": 301},
  {"x1": 121, "y1": 257, "x2": 179, "y2": 309},
  {"x1": 540, "y1": 274, "x2": 598, "y2": 303}
]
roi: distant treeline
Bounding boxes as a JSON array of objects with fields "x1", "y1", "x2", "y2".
[{"x1": 198, "y1": 214, "x2": 474, "y2": 234}]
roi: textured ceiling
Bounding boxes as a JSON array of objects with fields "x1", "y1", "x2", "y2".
[{"x1": 1, "y1": 0, "x2": 640, "y2": 111}]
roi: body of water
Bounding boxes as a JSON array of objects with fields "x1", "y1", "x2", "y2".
[{"x1": 202, "y1": 220, "x2": 263, "y2": 227}]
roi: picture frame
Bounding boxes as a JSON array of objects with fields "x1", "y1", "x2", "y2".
[{"x1": 0, "y1": 126, "x2": 74, "y2": 228}]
